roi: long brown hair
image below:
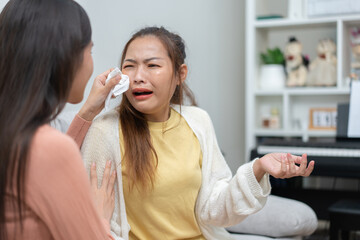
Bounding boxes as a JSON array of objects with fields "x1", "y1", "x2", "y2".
[
  {"x1": 119, "y1": 27, "x2": 196, "y2": 190},
  {"x1": 0, "y1": 0, "x2": 91, "y2": 238}
]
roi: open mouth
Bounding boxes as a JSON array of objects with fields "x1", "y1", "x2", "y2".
[
  {"x1": 133, "y1": 91, "x2": 153, "y2": 96},
  {"x1": 133, "y1": 88, "x2": 154, "y2": 97}
]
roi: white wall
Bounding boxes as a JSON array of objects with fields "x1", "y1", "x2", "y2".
[{"x1": 0, "y1": 0, "x2": 246, "y2": 172}]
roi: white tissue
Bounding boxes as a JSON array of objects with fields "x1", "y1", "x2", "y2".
[{"x1": 104, "y1": 67, "x2": 130, "y2": 110}]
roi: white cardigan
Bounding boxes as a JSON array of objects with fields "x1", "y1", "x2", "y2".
[{"x1": 81, "y1": 105, "x2": 271, "y2": 240}]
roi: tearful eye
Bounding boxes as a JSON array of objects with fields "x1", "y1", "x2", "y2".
[{"x1": 123, "y1": 65, "x2": 133, "y2": 69}]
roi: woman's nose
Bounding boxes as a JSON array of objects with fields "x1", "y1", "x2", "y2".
[{"x1": 133, "y1": 66, "x2": 146, "y2": 83}]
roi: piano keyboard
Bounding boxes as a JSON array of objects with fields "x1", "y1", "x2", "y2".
[{"x1": 257, "y1": 145, "x2": 360, "y2": 157}]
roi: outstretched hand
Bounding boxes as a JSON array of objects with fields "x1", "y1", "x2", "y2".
[
  {"x1": 78, "y1": 68, "x2": 121, "y2": 121},
  {"x1": 253, "y1": 153, "x2": 315, "y2": 181},
  {"x1": 90, "y1": 160, "x2": 116, "y2": 223}
]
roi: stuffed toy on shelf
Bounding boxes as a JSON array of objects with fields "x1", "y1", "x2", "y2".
[
  {"x1": 284, "y1": 37, "x2": 309, "y2": 87},
  {"x1": 307, "y1": 39, "x2": 337, "y2": 86},
  {"x1": 350, "y1": 27, "x2": 360, "y2": 80}
]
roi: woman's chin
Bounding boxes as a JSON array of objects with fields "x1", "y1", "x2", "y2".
[{"x1": 67, "y1": 95, "x2": 83, "y2": 104}]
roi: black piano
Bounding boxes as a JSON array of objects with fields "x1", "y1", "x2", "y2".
[
  {"x1": 252, "y1": 139, "x2": 360, "y2": 178},
  {"x1": 251, "y1": 139, "x2": 360, "y2": 219}
]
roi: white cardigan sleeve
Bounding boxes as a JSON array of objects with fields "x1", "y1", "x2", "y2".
[
  {"x1": 80, "y1": 112, "x2": 125, "y2": 240},
  {"x1": 181, "y1": 107, "x2": 271, "y2": 228}
]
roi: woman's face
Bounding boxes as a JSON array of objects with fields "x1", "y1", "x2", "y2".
[
  {"x1": 68, "y1": 42, "x2": 94, "y2": 104},
  {"x1": 122, "y1": 36, "x2": 179, "y2": 122}
]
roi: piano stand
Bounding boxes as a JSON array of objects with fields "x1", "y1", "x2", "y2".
[
  {"x1": 328, "y1": 199, "x2": 360, "y2": 240},
  {"x1": 269, "y1": 177, "x2": 360, "y2": 220}
]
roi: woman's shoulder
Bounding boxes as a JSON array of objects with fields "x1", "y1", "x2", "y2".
[
  {"x1": 173, "y1": 105, "x2": 211, "y2": 125},
  {"x1": 173, "y1": 105, "x2": 209, "y2": 119},
  {"x1": 84, "y1": 110, "x2": 119, "y2": 143},
  {"x1": 31, "y1": 124, "x2": 80, "y2": 165},
  {"x1": 93, "y1": 109, "x2": 119, "y2": 126},
  {"x1": 88, "y1": 110, "x2": 119, "y2": 133},
  {"x1": 34, "y1": 124, "x2": 77, "y2": 148}
]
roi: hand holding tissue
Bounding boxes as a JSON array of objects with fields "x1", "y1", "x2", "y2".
[{"x1": 105, "y1": 67, "x2": 129, "y2": 110}]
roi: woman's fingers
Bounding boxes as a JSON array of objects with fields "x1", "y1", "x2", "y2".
[
  {"x1": 284, "y1": 153, "x2": 315, "y2": 178},
  {"x1": 100, "y1": 68, "x2": 114, "y2": 83},
  {"x1": 293, "y1": 155, "x2": 303, "y2": 165},
  {"x1": 101, "y1": 160, "x2": 112, "y2": 190},
  {"x1": 106, "y1": 74, "x2": 121, "y2": 90},
  {"x1": 303, "y1": 160, "x2": 315, "y2": 177},
  {"x1": 280, "y1": 154, "x2": 287, "y2": 178},
  {"x1": 297, "y1": 154, "x2": 308, "y2": 175},
  {"x1": 91, "y1": 160, "x2": 116, "y2": 192},
  {"x1": 267, "y1": 152, "x2": 315, "y2": 179},
  {"x1": 287, "y1": 153, "x2": 296, "y2": 177},
  {"x1": 90, "y1": 162, "x2": 98, "y2": 189},
  {"x1": 107, "y1": 170, "x2": 116, "y2": 195},
  {"x1": 293, "y1": 154, "x2": 315, "y2": 177},
  {"x1": 90, "y1": 160, "x2": 116, "y2": 222}
]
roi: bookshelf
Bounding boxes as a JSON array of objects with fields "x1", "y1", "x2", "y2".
[{"x1": 244, "y1": 0, "x2": 360, "y2": 160}]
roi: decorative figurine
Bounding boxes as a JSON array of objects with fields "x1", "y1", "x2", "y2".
[
  {"x1": 350, "y1": 27, "x2": 360, "y2": 80},
  {"x1": 307, "y1": 39, "x2": 337, "y2": 86},
  {"x1": 285, "y1": 37, "x2": 308, "y2": 87}
]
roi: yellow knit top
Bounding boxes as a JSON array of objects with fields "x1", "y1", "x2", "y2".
[{"x1": 120, "y1": 108, "x2": 205, "y2": 240}]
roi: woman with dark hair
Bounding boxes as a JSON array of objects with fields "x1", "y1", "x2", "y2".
[
  {"x1": 0, "y1": 0, "x2": 120, "y2": 239},
  {"x1": 81, "y1": 26, "x2": 315, "y2": 239}
]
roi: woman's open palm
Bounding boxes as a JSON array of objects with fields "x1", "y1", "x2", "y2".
[{"x1": 259, "y1": 153, "x2": 315, "y2": 179}]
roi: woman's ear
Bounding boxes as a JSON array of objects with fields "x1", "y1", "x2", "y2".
[{"x1": 177, "y1": 64, "x2": 188, "y2": 85}]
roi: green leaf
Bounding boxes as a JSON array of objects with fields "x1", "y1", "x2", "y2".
[{"x1": 260, "y1": 47, "x2": 284, "y2": 64}]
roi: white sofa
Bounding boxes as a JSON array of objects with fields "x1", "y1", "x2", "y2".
[
  {"x1": 53, "y1": 110, "x2": 318, "y2": 240},
  {"x1": 226, "y1": 195, "x2": 317, "y2": 239}
]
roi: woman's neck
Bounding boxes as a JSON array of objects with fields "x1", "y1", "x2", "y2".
[{"x1": 145, "y1": 106, "x2": 171, "y2": 122}]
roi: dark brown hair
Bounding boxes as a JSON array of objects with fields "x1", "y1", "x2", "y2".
[
  {"x1": 119, "y1": 26, "x2": 196, "y2": 190},
  {"x1": 0, "y1": 0, "x2": 91, "y2": 238}
]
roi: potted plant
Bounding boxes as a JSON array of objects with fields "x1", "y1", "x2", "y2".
[{"x1": 259, "y1": 47, "x2": 286, "y2": 89}]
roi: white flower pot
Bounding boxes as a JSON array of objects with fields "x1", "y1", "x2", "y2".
[{"x1": 259, "y1": 64, "x2": 286, "y2": 90}]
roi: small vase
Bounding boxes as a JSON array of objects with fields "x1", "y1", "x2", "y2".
[{"x1": 259, "y1": 64, "x2": 286, "y2": 90}]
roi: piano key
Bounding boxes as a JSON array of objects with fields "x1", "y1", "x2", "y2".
[{"x1": 257, "y1": 145, "x2": 360, "y2": 157}]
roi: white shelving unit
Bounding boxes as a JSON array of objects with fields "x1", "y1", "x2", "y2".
[{"x1": 245, "y1": 0, "x2": 360, "y2": 160}]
